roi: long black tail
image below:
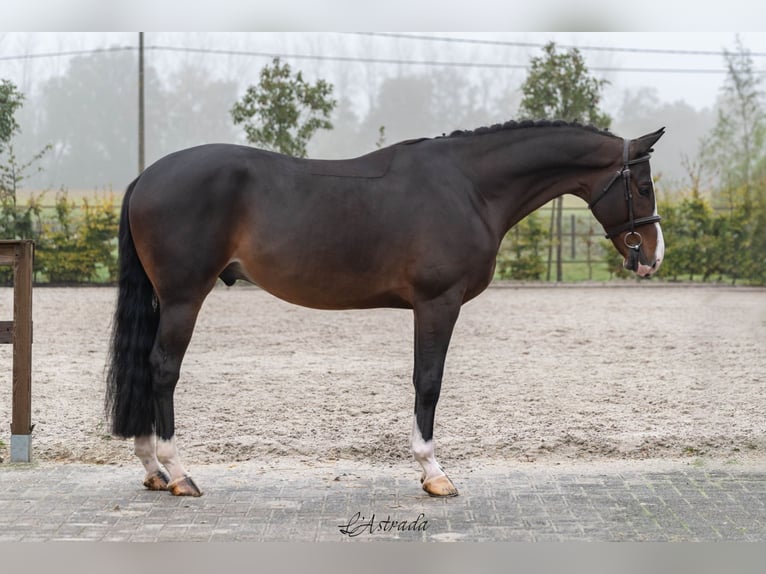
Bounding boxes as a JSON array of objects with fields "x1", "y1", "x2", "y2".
[{"x1": 105, "y1": 178, "x2": 160, "y2": 438}]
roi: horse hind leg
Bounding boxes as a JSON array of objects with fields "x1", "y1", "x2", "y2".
[
  {"x1": 150, "y1": 298, "x2": 205, "y2": 497},
  {"x1": 134, "y1": 435, "x2": 170, "y2": 490}
]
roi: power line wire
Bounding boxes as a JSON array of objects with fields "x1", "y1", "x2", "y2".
[
  {"x1": 146, "y1": 45, "x2": 752, "y2": 73},
  {"x1": 347, "y1": 31, "x2": 766, "y2": 58},
  {"x1": 0, "y1": 43, "x2": 761, "y2": 75},
  {"x1": 0, "y1": 46, "x2": 135, "y2": 61}
]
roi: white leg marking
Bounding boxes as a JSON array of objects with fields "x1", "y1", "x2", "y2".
[
  {"x1": 411, "y1": 417, "x2": 445, "y2": 483},
  {"x1": 134, "y1": 435, "x2": 163, "y2": 477},
  {"x1": 156, "y1": 436, "x2": 190, "y2": 482}
]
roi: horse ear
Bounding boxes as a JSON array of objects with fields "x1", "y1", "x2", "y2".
[{"x1": 634, "y1": 127, "x2": 665, "y2": 154}]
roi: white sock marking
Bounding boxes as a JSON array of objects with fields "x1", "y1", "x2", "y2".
[
  {"x1": 156, "y1": 436, "x2": 190, "y2": 482},
  {"x1": 411, "y1": 417, "x2": 445, "y2": 483},
  {"x1": 134, "y1": 435, "x2": 163, "y2": 478}
]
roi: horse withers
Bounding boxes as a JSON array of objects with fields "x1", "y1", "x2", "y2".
[{"x1": 106, "y1": 121, "x2": 665, "y2": 497}]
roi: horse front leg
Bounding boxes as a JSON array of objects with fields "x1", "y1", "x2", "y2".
[{"x1": 411, "y1": 290, "x2": 462, "y2": 497}]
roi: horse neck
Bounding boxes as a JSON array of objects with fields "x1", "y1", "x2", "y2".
[{"x1": 450, "y1": 127, "x2": 620, "y2": 240}]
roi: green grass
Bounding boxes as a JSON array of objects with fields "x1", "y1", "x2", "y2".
[{"x1": 556, "y1": 262, "x2": 614, "y2": 282}]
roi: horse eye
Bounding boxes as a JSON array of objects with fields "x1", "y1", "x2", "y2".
[{"x1": 638, "y1": 186, "x2": 652, "y2": 197}]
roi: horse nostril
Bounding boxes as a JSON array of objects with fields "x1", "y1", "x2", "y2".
[{"x1": 651, "y1": 260, "x2": 657, "y2": 269}]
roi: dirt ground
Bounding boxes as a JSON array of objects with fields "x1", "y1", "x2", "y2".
[{"x1": 0, "y1": 284, "x2": 764, "y2": 473}]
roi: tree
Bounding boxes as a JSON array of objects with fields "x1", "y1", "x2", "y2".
[
  {"x1": 0, "y1": 80, "x2": 47, "y2": 284},
  {"x1": 613, "y1": 87, "x2": 714, "y2": 188},
  {"x1": 35, "y1": 50, "x2": 162, "y2": 189},
  {"x1": 231, "y1": 58, "x2": 336, "y2": 158},
  {"x1": 1, "y1": 79, "x2": 44, "y2": 239},
  {"x1": 700, "y1": 36, "x2": 766, "y2": 209},
  {"x1": 307, "y1": 95, "x2": 363, "y2": 159},
  {"x1": 518, "y1": 42, "x2": 611, "y2": 129},
  {"x1": 0, "y1": 142, "x2": 47, "y2": 240},
  {"x1": 160, "y1": 63, "x2": 239, "y2": 154},
  {"x1": 698, "y1": 37, "x2": 766, "y2": 284},
  {"x1": 359, "y1": 75, "x2": 436, "y2": 144},
  {"x1": 23, "y1": 52, "x2": 243, "y2": 190},
  {"x1": 517, "y1": 42, "x2": 611, "y2": 282},
  {"x1": 0, "y1": 79, "x2": 24, "y2": 153}
]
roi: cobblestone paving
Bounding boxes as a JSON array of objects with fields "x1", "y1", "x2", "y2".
[{"x1": 1, "y1": 460, "x2": 764, "y2": 541}]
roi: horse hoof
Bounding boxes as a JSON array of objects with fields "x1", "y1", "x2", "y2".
[
  {"x1": 143, "y1": 470, "x2": 170, "y2": 491},
  {"x1": 422, "y1": 475, "x2": 459, "y2": 497},
  {"x1": 168, "y1": 475, "x2": 203, "y2": 497}
]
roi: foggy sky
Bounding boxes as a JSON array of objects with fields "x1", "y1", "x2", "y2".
[{"x1": 1, "y1": 32, "x2": 763, "y2": 192}]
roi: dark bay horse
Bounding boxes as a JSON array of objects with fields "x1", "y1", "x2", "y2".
[{"x1": 106, "y1": 120, "x2": 665, "y2": 497}]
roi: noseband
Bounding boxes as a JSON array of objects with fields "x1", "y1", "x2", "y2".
[{"x1": 588, "y1": 139, "x2": 661, "y2": 250}]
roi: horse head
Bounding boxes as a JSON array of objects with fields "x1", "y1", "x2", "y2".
[{"x1": 589, "y1": 128, "x2": 665, "y2": 278}]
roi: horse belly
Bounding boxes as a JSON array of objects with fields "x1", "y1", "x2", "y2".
[{"x1": 231, "y1": 241, "x2": 413, "y2": 310}]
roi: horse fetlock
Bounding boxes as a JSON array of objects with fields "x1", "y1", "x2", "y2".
[
  {"x1": 143, "y1": 469, "x2": 170, "y2": 491},
  {"x1": 411, "y1": 436, "x2": 432, "y2": 459}
]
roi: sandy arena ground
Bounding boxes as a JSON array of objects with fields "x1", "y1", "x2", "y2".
[{"x1": 0, "y1": 284, "x2": 764, "y2": 474}]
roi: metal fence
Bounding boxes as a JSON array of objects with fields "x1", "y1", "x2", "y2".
[{"x1": 508, "y1": 203, "x2": 614, "y2": 282}]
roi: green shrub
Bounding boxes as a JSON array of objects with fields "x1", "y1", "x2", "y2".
[
  {"x1": 496, "y1": 213, "x2": 546, "y2": 280},
  {"x1": 35, "y1": 191, "x2": 118, "y2": 283},
  {"x1": 656, "y1": 192, "x2": 765, "y2": 285}
]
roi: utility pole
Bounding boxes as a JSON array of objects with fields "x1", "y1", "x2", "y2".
[{"x1": 138, "y1": 32, "x2": 145, "y2": 174}]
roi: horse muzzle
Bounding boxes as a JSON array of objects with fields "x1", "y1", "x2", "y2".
[
  {"x1": 626, "y1": 255, "x2": 660, "y2": 277},
  {"x1": 622, "y1": 230, "x2": 662, "y2": 277},
  {"x1": 623, "y1": 245, "x2": 661, "y2": 277}
]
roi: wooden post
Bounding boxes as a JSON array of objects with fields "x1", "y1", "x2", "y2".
[{"x1": 0, "y1": 240, "x2": 34, "y2": 462}]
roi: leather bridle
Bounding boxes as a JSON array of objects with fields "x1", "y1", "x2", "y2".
[{"x1": 589, "y1": 139, "x2": 661, "y2": 252}]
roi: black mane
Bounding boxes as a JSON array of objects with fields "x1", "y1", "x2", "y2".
[{"x1": 443, "y1": 119, "x2": 616, "y2": 139}]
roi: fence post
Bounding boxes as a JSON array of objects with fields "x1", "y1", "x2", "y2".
[
  {"x1": 570, "y1": 214, "x2": 576, "y2": 260},
  {"x1": 0, "y1": 240, "x2": 34, "y2": 463}
]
